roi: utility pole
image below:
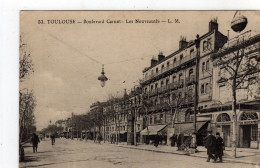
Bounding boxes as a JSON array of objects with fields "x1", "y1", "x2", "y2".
[{"x1": 192, "y1": 34, "x2": 200, "y2": 149}]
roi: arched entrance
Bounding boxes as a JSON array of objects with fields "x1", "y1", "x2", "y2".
[
  {"x1": 216, "y1": 113, "x2": 231, "y2": 147},
  {"x1": 239, "y1": 112, "x2": 258, "y2": 148}
]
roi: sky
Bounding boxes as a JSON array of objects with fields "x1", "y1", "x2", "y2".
[{"x1": 20, "y1": 11, "x2": 260, "y2": 130}]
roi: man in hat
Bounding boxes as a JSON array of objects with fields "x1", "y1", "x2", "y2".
[
  {"x1": 215, "y1": 132, "x2": 224, "y2": 162},
  {"x1": 203, "y1": 130, "x2": 216, "y2": 162}
]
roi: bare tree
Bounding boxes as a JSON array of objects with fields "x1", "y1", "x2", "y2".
[
  {"x1": 19, "y1": 36, "x2": 34, "y2": 81},
  {"x1": 212, "y1": 32, "x2": 260, "y2": 158}
]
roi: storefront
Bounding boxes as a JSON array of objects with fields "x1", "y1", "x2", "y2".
[
  {"x1": 140, "y1": 124, "x2": 168, "y2": 145},
  {"x1": 215, "y1": 113, "x2": 232, "y2": 147},
  {"x1": 174, "y1": 121, "x2": 209, "y2": 146},
  {"x1": 239, "y1": 112, "x2": 259, "y2": 149}
]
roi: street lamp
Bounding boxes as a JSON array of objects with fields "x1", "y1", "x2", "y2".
[{"x1": 98, "y1": 64, "x2": 108, "y2": 87}]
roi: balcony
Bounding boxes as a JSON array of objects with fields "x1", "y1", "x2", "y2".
[
  {"x1": 141, "y1": 54, "x2": 196, "y2": 83},
  {"x1": 186, "y1": 75, "x2": 195, "y2": 86},
  {"x1": 178, "y1": 79, "x2": 184, "y2": 88}
]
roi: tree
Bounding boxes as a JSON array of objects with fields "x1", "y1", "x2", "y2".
[
  {"x1": 19, "y1": 36, "x2": 34, "y2": 81},
  {"x1": 19, "y1": 90, "x2": 36, "y2": 142},
  {"x1": 212, "y1": 32, "x2": 260, "y2": 158}
]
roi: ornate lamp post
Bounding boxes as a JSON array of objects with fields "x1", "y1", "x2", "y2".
[{"x1": 98, "y1": 64, "x2": 108, "y2": 87}]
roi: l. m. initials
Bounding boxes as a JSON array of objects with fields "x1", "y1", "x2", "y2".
[{"x1": 168, "y1": 19, "x2": 180, "y2": 23}]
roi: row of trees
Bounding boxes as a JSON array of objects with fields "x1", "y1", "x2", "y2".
[{"x1": 19, "y1": 36, "x2": 36, "y2": 143}]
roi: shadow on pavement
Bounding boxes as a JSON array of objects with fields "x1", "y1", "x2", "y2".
[{"x1": 21, "y1": 155, "x2": 40, "y2": 163}]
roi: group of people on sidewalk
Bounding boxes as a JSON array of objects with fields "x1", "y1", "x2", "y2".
[{"x1": 204, "y1": 131, "x2": 224, "y2": 163}]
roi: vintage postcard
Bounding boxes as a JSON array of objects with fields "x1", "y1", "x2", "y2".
[{"x1": 19, "y1": 11, "x2": 260, "y2": 168}]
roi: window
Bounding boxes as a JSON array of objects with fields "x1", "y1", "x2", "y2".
[
  {"x1": 205, "y1": 83, "x2": 209, "y2": 94},
  {"x1": 173, "y1": 58, "x2": 177, "y2": 63},
  {"x1": 161, "y1": 64, "x2": 164, "y2": 70},
  {"x1": 190, "y1": 49, "x2": 194, "y2": 57},
  {"x1": 156, "y1": 68, "x2": 158, "y2": 73},
  {"x1": 189, "y1": 69, "x2": 193, "y2": 77},
  {"x1": 216, "y1": 113, "x2": 231, "y2": 122},
  {"x1": 206, "y1": 60, "x2": 210, "y2": 71},
  {"x1": 155, "y1": 83, "x2": 158, "y2": 89},
  {"x1": 203, "y1": 41, "x2": 207, "y2": 51},
  {"x1": 180, "y1": 54, "x2": 183, "y2": 60},
  {"x1": 202, "y1": 62, "x2": 206, "y2": 71},
  {"x1": 161, "y1": 80, "x2": 164, "y2": 87},
  {"x1": 167, "y1": 61, "x2": 170, "y2": 67},
  {"x1": 166, "y1": 79, "x2": 169, "y2": 86},
  {"x1": 201, "y1": 84, "x2": 205, "y2": 94},
  {"x1": 160, "y1": 114, "x2": 164, "y2": 123},
  {"x1": 252, "y1": 125, "x2": 258, "y2": 141},
  {"x1": 151, "y1": 70, "x2": 154, "y2": 75},
  {"x1": 185, "y1": 109, "x2": 193, "y2": 122},
  {"x1": 172, "y1": 76, "x2": 176, "y2": 83},
  {"x1": 151, "y1": 85, "x2": 154, "y2": 91},
  {"x1": 179, "y1": 73, "x2": 183, "y2": 81},
  {"x1": 145, "y1": 87, "x2": 147, "y2": 93}
]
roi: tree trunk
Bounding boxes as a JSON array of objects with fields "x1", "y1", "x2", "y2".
[{"x1": 232, "y1": 85, "x2": 237, "y2": 158}]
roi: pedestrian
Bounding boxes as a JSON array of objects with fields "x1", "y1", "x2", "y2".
[
  {"x1": 215, "y1": 132, "x2": 224, "y2": 162},
  {"x1": 203, "y1": 130, "x2": 216, "y2": 162},
  {"x1": 51, "y1": 134, "x2": 55, "y2": 145},
  {"x1": 154, "y1": 134, "x2": 159, "y2": 147},
  {"x1": 31, "y1": 133, "x2": 40, "y2": 153},
  {"x1": 177, "y1": 133, "x2": 183, "y2": 151}
]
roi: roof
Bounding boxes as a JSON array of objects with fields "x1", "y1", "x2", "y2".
[{"x1": 143, "y1": 31, "x2": 215, "y2": 73}]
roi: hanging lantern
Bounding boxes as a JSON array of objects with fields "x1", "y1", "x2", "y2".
[
  {"x1": 231, "y1": 11, "x2": 248, "y2": 33},
  {"x1": 98, "y1": 64, "x2": 108, "y2": 87}
]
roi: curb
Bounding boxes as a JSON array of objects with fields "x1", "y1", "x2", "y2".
[{"x1": 116, "y1": 145, "x2": 260, "y2": 166}]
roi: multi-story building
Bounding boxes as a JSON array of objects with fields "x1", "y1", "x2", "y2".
[
  {"x1": 87, "y1": 19, "x2": 260, "y2": 149},
  {"x1": 207, "y1": 30, "x2": 260, "y2": 148},
  {"x1": 140, "y1": 19, "x2": 227, "y2": 146}
]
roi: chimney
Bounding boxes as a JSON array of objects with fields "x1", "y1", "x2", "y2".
[
  {"x1": 158, "y1": 51, "x2": 165, "y2": 62},
  {"x1": 209, "y1": 18, "x2": 218, "y2": 32},
  {"x1": 179, "y1": 36, "x2": 188, "y2": 49},
  {"x1": 151, "y1": 58, "x2": 158, "y2": 66}
]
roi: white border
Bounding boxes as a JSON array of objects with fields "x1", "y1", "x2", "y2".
[{"x1": 1, "y1": 0, "x2": 260, "y2": 167}]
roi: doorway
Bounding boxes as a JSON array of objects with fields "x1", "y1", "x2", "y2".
[
  {"x1": 241, "y1": 125, "x2": 251, "y2": 148},
  {"x1": 222, "y1": 125, "x2": 231, "y2": 147}
]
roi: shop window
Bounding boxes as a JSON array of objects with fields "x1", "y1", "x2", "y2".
[
  {"x1": 251, "y1": 125, "x2": 258, "y2": 141},
  {"x1": 216, "y1": 113, "x2": 231, "y2": 122}
]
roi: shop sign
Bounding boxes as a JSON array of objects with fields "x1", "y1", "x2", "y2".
[{"x1": 239, "y1": 120, "x2": 258, "y2": 125}]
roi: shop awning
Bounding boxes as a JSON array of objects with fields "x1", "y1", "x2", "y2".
[
  {"x1": 140, "y1": 125, "x2": 167, "y2": 135},
  {"x1": 110, "y1": 131, "x2": 127, "y2": 134},
  {"x1": 174, "y1": 121, "x2": 209, "y2": 135}
]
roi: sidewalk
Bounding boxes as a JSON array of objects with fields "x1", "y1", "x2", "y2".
[{"x1": 114, "y1": 142, "x2": 260, "y2": 166}]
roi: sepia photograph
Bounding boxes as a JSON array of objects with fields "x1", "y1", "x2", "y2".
[{"x1": 19, "y1": 11, "x2": 260, "y2": 168}]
